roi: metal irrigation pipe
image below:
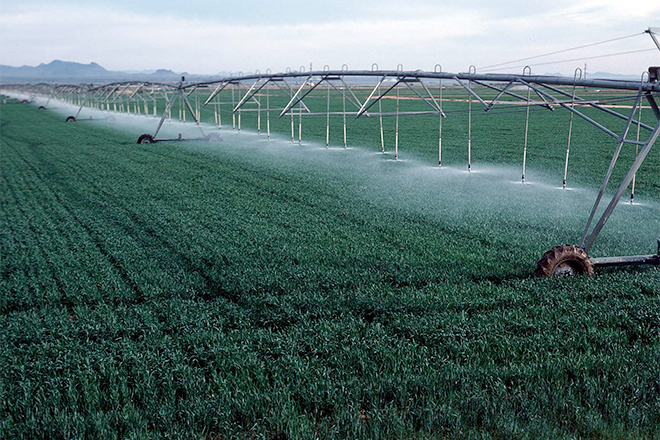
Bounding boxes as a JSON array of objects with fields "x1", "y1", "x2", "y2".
[
  {"x1": 563, "y1": 68, "x2": 582, "y2": 189},
  {"x1": 468, "y1": 65, "x2": 476, "y2": 171},
  {"x1": 631, "y1": 71, "x2": 649, "y2": 204},
  {"x1": 325, "y1": 65, "x2": 331, "y2": 148},
  {"x1": 435, "y1": 64, "x2": 443, "y2": 166},
  {"x1": 522, "y1": 66, "x2": 532, "y2": 183},
  {"x1": 373, "y1": 63, "x2": 385, "y2": 154},
  {"x1": 342, "y1": 64, "x2": 348, "y2": 149},
  {"x1": 299, "y1": 66, "x2": 305, "y2": 144}
]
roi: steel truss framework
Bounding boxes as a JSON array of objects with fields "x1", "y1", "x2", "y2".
[{"x1": 2, "y1": 55, "x2": 660, "y2": 274}]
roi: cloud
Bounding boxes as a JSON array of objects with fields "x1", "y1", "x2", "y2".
[{"x1": 0, "y1": 2, "x2": 658, "y2": 75}]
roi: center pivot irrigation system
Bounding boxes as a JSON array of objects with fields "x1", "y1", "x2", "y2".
[{"x1": 2, "y1": 28, "x2": 660, "y2": 277}]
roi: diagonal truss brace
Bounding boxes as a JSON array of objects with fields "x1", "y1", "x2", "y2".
[
  {"x1": 203, "y1": 82, "x2": 230, "y2": 106},
  {"x1": 540, "y1": 83, "x2": 655, "y2": 131},
  {"x1": 356, "y1": 74, "x2": 445, "y2": 119},
  {"x1": 579, "y1": 92, "x2": 643, "y2": 249},
  {"x1": 279, "y1": 75, "x2": 315, "y2": 116},
  {"x1": 519, "y1": 79, "x2": 621, "y2": 140},
  {"x1": 453, "y1": 76, "x2": 489, "y2": 109},
  {"x1": 582, "y1": 119, "x2": 660, "y2": 252},
  {"x1": 232, "y1": 78, "x2": 271, "y2": 112}
]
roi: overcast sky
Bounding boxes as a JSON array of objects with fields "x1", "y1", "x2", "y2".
[{"x1": 1, "y1": 0, "x2": 659, "y2": 76}]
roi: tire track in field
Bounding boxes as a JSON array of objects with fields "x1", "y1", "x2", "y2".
[
  {"x1": 4, "y1": 139, "x2": 147, "y2": 305},
  {"x1": 3, "y1": 180, "x2": 71, "y2": 310},
  {"x1": 7, "y1": 135, "x2": 243, "y2": 305},
  {"x1": 0, "y1": 173, "x2": 41, "y2": 307},
  {"x1": 54, "y1": 158, "x2": 242, "y2": 304},
  {"x1": 50, "y1": 142, "x2": 405, "y2": 298},
  {"x1": 5, "y1": 130, "x2": 245, "y2": 305},
  {"x1": 1, "y1": 143, "x2": 70, "y2": 313},
  {"x1": 2, "y1": 143, "x2": 124, "y2": 308}
]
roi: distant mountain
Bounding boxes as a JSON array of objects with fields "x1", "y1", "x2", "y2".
[
  {"x1": 589, "y1": 71, "x2": 643, "y2": 81},
  {"x1": 0, "y1": 60, "x2": 213, "y2": 83},
  {"x1": 36, "y1": 60, "x2": 108, "y2": 77},
  {"x1": 0, "y1": 60, "x2": 109, "y2": 80},
  {"x1": 152, "y1": 69, "x2": 178, "y2": 78}
]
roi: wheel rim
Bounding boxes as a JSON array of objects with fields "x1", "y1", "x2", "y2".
[{"x1": 553, "y1": 260, "x2": 580, "y2": 276}]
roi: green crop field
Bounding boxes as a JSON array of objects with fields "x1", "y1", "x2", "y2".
[{"x1": 1, "y1": 95, "x2": 659, "y2": 439}]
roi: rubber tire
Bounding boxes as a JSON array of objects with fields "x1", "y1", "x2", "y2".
[
  {"x1": 66, "y1": 116, "x2": 76, "y2": 122},
  {"x1": 535, "y1": 244, "x2": 594, "y2": 277},
  {"x1": 38, "y1": 106, "x2": 46, "y2": 110},
  {"x1": 137, "y1": 134, "x2": 155, "y2": 144},
  {"x1": 206, "y1": 133, "x2": 223, "y2": 143}
]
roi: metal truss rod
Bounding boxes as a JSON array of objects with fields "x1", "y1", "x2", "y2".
[
  {"x1": 356, "y1": 75, "x2": 386, "y2": 118},
  {"x1": 340, "y1": 77, "x2": 368, "y2": 114},
  {"x1": 109, "y1": 84, "x2": 132, "y2": 104},
  {"x1": 401, "y1": 79, "x2": 444, "y2": 115},
  {"x1": 483, "y1": 80, "x2": 515, "y2": 111},
  {"x1": 472, "y1": 80, "x2": 549, "y2": 109},
  {"x1": 583, "y1": 119, "x2": 660, "y2": 252},
  {"x1": 647, "y1": 27, "x2": 660, "y2": 52},
  {"x1": 323, "y1": 80, "x2": 365, "y2": 115},
  {"x1": 519, "y1": 79, "x2": 620, "y2": 141},
  {"x1": 99, "y1": 85, "x2": 121, "y2": 104},
  {"x1": 273, "y1": 79, "x2": 311, "y2": 113},
  {"x1": 355, "y1": 78, "x2": 401, "y2": 118},
  {"x1": 181, "y1": 90, "x2": 206, "y2": 137},
  {"x1": 235, "y1": 81, "x2": 262, "y2": 111},
  {"x1": 153, "y1": 90, "x2": 180, "y2": 139},
  {"x1": 203, "y1": 82, "x2": 229, "y2": 106},
  {"x1": 454, "y1": 76, "x2": 489, "y2": 109},
  {"x1": 540, "y1": 83, "x2": 655, "y2": 131},
  {"x1": 234, "y1": 80, "x2": 262, "y2": 113},
  {"x1": 646, "y1": 92, "x2": 660, "y2": 120},
  {"x1": 127, "y1": 84, "x2": 145, "y2": 101},
  {"x1": 580, "y1": 92, "x2": 643, "y2": 248},
  {"x1": 279, "y1": 75, "x2": 314, "y2": 117},
  {"x1": 529, "y1": 87, "x2": 555, "y2": 111},
  {"x1": 233, "y1": 78, "x2": 270, "y2": 112},
  {"x1": 563, "y1": 69, "x2": 581, "y2": 189}
]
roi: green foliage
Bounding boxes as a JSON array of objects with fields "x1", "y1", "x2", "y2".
[{"x1": 0, "y1": 98, "x2": 659, "y2": 439}]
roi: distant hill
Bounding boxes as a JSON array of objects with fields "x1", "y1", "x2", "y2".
[
  {"x1": 0, "y1": 60, "x2": 215, "y2": 83},
  {"x1": 151, "y1": 69, "x2": 179, "y2": 79},
  {"x1": 34, "y1": 60, "x2": 108, "y2": 78},
  {"x1": 589, "y1": 71, "x2": 643, "y2": 81},
  {"x1": 542, "y1": 71, "x2": 643, "y2": 81},
  {"x1": 0, "y1": 60, "x2": 109, "y2": 81}
]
